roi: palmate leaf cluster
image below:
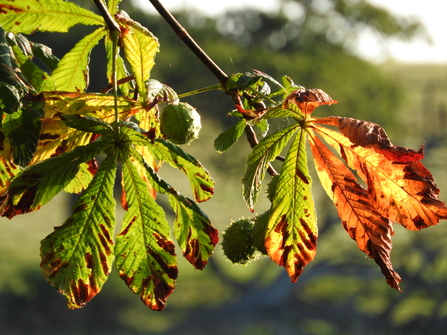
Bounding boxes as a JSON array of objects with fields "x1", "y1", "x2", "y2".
[
  {"x1": 1, "y1": 0, "x2": 447, "y2": 313},
  {"x1": 0, "y1": 0, "x2": 217, "y2": 310},
  {"x1": 219, "y1": 70, "x2": 447, "y2": 291}
]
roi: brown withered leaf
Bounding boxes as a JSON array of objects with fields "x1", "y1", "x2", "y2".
[
  {"x1": 314, "y1": 117, "x2": 447, "y2": 230},
  {"x1": 283, "y1": 89, "x2": 338, "y2": 115},
  {"x1": 308, "y1": 129, "x2": 401, "y2": 290}
]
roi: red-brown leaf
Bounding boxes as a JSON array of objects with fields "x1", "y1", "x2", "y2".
[
  {"x1": 314, "y1": 117, "x2": 447, "y2": 230},
  {"x1": 308, "y1": 129, "x2": 402, "y2": 290},
  {"x1": 283, "y1": 89, "x2": 338, "y2": 115}
]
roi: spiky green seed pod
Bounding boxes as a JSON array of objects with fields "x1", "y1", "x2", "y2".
[
  {"x1": 222, "y1": 219, "x2": 255, "y2": 264},
  {"x1": 252, "y1": 210, "x2": 270, "y2": 255},
  {"x1": 159, "y1": 102, "x2": 201, "y2": 145}
]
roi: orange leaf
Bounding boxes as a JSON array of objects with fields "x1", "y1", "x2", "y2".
[
  {"x1": 314, "y1": 117, "x2": 447, "y2": 230},
  {"x1": 308, "y1": 129, "x2": 402, "y2": 290},
  {"x1": 283, "y1": 88, "x2": 338, "y2": 115}
]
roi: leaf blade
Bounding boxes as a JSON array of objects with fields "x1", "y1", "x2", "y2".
[
  {"x1": 314, "y1": 117, "x2": 447, "y2": 230},
  {"x1": 243, "y1": 124, "x2": 298, "y2": 210},
  {"x1": 40, "y1": 150, "x2": 118, "y2": 309},
  {"x1": 116, "y1": 154, "x2": 178, "y2": 310},
  {"x1": 266, "y1": 129, "x2": 318, "y2": 282},
  {"x1": 0, "y1": 0, "x2": 104, "y2": 34},
  {"x1": 51, "y1": 27, "x2": 106, "y2": 92},
  {"x1": 2, "y1": 140, "x2": 106, "y2": 218},
  {"x1": 308, "y1": 128, "x2": 401, "y2": 290}
]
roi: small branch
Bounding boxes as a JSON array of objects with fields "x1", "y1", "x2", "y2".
[
  {"x1": 93, "y1": 0, "x2": 121, "y2": 33},
  {"x1": 148, "y1": 0, "x2": 229, "y2": 89},
  {"x1": 245, "y1": 125, "x2": 278, "y2": 176}
]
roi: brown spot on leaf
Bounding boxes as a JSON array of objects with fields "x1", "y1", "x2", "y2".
[
  {"x1": 412, "y1": 215, "x2": 428, "y2": 229},
  {"x1": 295, "y1": 168, "x2": 309, "y2": 184},
  {"x1": 153, "y1": 232, "x2": 176, "y2": 255},
  {"x1": 50, "y1": 140, "x2": 68, "y2": 157},
  {"x1": 147, "y1": 248, "x2": 178, "y2": 280},
  {"x1": 118, "y1": 216, "x2": 136, "y2": 236},
  {"x1": 98, "y1": 250, "x2": 109, "y2": 275},
  {"x1": 69, "y1": 279, "x2": 97, "y2": 308},
  {"x1": 85, "y1": 253, "x2": 94, "y2": 269},
  {"x1": 299, "y1": 218, "x2": 317, "y2": 250},
  {"x1": 140, "y1": 273, "x2": 176, "y2": 311},
  {"x1": 98, "y1": 233, "x2": 111, "y2": 255},
  {"x1": 119, "y1": 272, "x2": 134, "y2": 286},
  {"x1": 99, "y1": 224, "x2": 113, "y2": 245}
]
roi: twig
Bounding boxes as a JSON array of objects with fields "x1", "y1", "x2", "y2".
[
  {"x1": 147, "y1": 0, "x2": 229, "y2": 89},
  {"x1": 93, "y1": 0, "x2": 121, "y2": 33},
  {"x1": 147, "y1": 0, "x2": 279, "y2": 177},
  {"x1": 93, "y1": 0, "x2": 121, "y2": 130}
]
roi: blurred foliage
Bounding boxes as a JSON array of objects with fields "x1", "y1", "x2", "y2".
[{"x1": 1, "y1": 0, "x2": 447, "y2": 334}]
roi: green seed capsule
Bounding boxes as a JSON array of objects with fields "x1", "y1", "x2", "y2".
[{"x1": 159, "y1": 102, "x2": 201, "y2": 145}]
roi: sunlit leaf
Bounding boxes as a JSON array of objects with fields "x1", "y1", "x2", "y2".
[
  {"x1": 119, "y1": 14, "x2": 159, "y2": 100},
  {"x1": 243, "y1": 124, "x2": 299, "y2": 211},
  {"x1": 266, "y1": 128, "x2": 317, "y2": 282},
  {"x1": 170, "y1": 194, "x2": 218, "y2": 270},
  {"x1": 127, "y1": 131, "x2": 214, "y2": 202},
  {"x1": 308, "y1": 128, "x2": 401, "y2": 290},
  {"x1": 0, "y1": 0, "x2": 104, "y2": 34},
  {"x1": 314, "y1": 117, "x2": 447, "y2": 230},
  {"x1": 116, "y1": 154, "x2": 177, "y2": 310},
  {"x1": 64, "y1": 160, "x2": 98, "y2": 194},
  {"x1": 214, "y1": 119, "x2": 247, "y2": 153},
  {"x1": 51, "y1": 27, "x2": 106, "y2": 92},
  {"x1": 34, "y1": 92, "x2": 139, "y2": 163},
  {"x1": 2, "y1": 140, "x2": 107, "y2": 218},
  {"x1": 40, "y1": 150, "x2": 117, "y2": 309},
  {"x1": 284, "y1": 88, "x2": 337, "y2": 116},
  {"x1": 124, "y1": 143, "x2": 217, "y2": 269}
]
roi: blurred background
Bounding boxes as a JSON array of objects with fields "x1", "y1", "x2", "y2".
[{"x1": 1, "y1": 0, "x2": 447, "y2": 334}]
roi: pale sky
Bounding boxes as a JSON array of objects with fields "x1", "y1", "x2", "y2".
[{"x1": 136, "y1": 0, "x2": 447, "y2": 64}]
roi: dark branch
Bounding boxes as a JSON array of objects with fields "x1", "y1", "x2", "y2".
[
  {"x1": 148, "y1": 0, "x2": 229, "y2": 89},
  {"x1": 93, "y1": 0, "x2": 121, "y2": 33}
]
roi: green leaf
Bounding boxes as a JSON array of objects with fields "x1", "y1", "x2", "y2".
[
  {"x1": 61, "y1": 114, "x2": 114, "y2": 135},
  {"x1": 170, "y1": 194, "x2": 218, "y2": 270},
  {"x1": 263, "y1": 105, "x2": 304, "y2": 120},
  {"x1": 125, "y1": 144, "x2": 218, "y2": 270},
  {"x1": 64, "y1": 160, "x2": 98, "y2": 194},
  {"x1": 51, "y1": 27, "x2": 106, "y2": 92},
  {"x1": 266, "y1": 129, "x2": 318, "y2": 282},
  {"x1": 116, "y1": 154, "x2": 177, "y2": 310},
  {"x1": 120, "y1": 17, "x2": 159, "y2": 100},
  {"x1": 40, "y1": 150, "x2": 118, "y2": 309},
  {"x1": 2, "y1": 140, "x2": 107, "y2": 218},
  {"x1": 34, "y1": 91, "x2": 138, "y2": 163},
  {"x1": 128, "y1": 131, "x2": 214, "y2": 202},
  {"x1": 214, "y1": 119, "x2": 247, "y2": 153},
  {"x1": 108, "y1": 0, "x2": 122, "y2": 15},
  {"x1": 236, "y1": 70, "x2": 283, "y2": 91},
  {"x1": 0, "y1": 0, "x2": 104, "y2": 34},
  {"x1": 2, "y1": 104, "x2": 42, "y2": 166},
  {"x1": 9, "y1": 42, "x2": 55, "y2": 92},
  {"x1": 31, "y1": 41, "x2": 60, "y2": 71},
  {"x1": 242, "y1": 124, "x2": 299, "y2": 211}
]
